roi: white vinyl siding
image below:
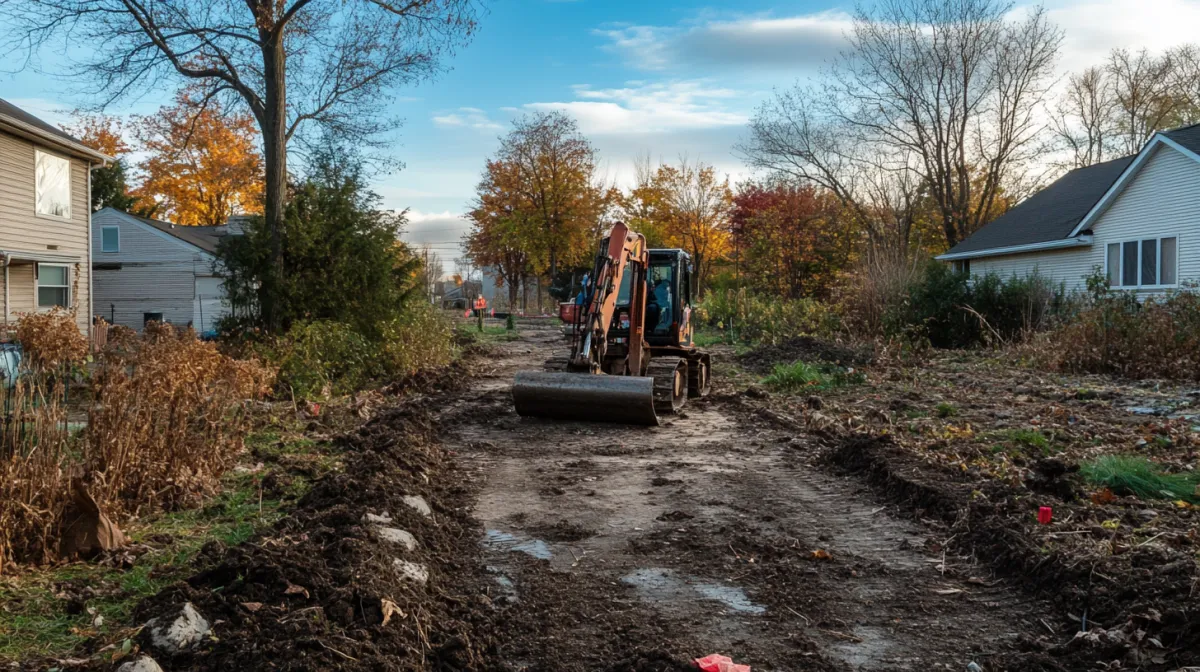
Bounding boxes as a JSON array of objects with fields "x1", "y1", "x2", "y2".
[
  {"x1": 968, "y1": 144, "x2": 1200, "y2": 295},
  {"x1": 90, "y1": 208, "x2": 228, "y2": 332},
  {"x1": 0, "y1": 130, "x2": 91, "y2": 333}
]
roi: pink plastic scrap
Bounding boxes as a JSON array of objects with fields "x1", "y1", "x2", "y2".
[{"x1": 694, "y1": 654, "x2": 750, "y2": 672}]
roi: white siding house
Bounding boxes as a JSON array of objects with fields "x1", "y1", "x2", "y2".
[
  {"x1": 92, "y1": 208, "x2": 236, "y2": 332},
  {"x1": 938, "y1": 124, "x2": 1200, "y2": 294}
]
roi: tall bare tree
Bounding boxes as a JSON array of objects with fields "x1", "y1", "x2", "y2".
[
  {"x1": 744, "y1": 0, "x2": 1062, "y2": 249},
  {"x1": 1107, "y1": 48, "x2": 1187, "y2": 155},
  {"x1": 0, "y1": 0, "x2": 481, "y2": 329},
  {"x1": 1051, "y1": 67, "x2": 1116, "y2": 169}
]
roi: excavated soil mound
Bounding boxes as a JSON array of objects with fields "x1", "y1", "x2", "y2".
[
  {"x1": 130, "y1": 397, "x2": 498, "y2": 670},
  {"x1": 737, "y1": 336, "x2": 873, "y2": 373}
]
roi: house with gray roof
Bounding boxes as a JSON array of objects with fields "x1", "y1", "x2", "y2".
[
  {"x1": 91, "y1": 207, "x2": 242, "y2": 332},
  {"x1": 938, "y1": 124, "x2": 1200, "y2": 294}
]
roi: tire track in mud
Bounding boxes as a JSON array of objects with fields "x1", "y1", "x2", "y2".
[{"x1": 441, "y1": 327, "x2": 1048, "y2": 671}]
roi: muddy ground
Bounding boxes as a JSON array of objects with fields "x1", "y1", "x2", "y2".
[
  {"x1": 63, "y1": 327, "x2": 1200, "y2": 671},
  {"x1": 438, "y1": 326, "x2": 1060, "y2": 671}
]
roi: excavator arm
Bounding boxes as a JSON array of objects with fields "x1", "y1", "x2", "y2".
[{"x1": 569, "y1": 222, "x2": 649, "y2": 375}]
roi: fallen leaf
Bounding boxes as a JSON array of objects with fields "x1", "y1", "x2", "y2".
[
  {"x1": 810, "y1": 549, "x2": 832, "y2": 560},
  {"x1": 1091, "y1": 488, "x2": 1116, "y2": 505},
  {"x1": 241, "y1": 602, "x2": 263, "y2": 613},
  {"x1": 381, "y1": 599, "x2": 404, "y2": 626},
  {"x1": 284, "y1": 583, "x2": 310, "y2": 599},
  {"x1": 934, "y1": 588, "x2": 964, "y2": 595},
  {"x1": 1174, "y1": 500, "x2": 1192, "y2": 509}
]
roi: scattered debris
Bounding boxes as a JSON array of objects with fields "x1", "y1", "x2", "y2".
[{"x1": 144, "y1": 602, "x2": 210, "y2": 654}]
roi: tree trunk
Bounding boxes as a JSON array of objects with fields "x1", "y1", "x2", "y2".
[{"x1": 260, "y1": 34, "x2": 288, "y2": 332}]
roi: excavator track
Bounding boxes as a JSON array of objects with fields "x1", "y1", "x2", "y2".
[
  {"x1": 687, "y1": 352, "x2": 712, "y2": 398},
  {"x1": 649, "y1": 358, "x2": 687, "y2": 416}
]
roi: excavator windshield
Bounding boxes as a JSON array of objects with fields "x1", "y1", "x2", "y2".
[{"x1": 646, "y1": 260, "x2": 674, "y2": 335}]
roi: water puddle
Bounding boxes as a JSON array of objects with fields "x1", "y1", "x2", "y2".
[
  {"x1": 485, "y1": 564, "x2": 519, "y2": 603},
  {"x1": 483, "y1": 529, "x2": 553, "y2": 559},
  {"x1": 621, "y1": 567, "x2": 765, "y2": 615},
  {"x1": 828, "y1": 625, "x2": 897, "y2": 669}
]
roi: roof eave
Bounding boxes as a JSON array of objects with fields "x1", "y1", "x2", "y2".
[
  {"x1": 936, "y1": 234, "x2": 1093, "y2": 261},
  {"x1": 0, "y1": 115, "x2": 114, "y2": 164}
]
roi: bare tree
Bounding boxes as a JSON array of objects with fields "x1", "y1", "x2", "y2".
[
  {"x1": 419, "y1": 243, "x2": 443, "y2": 302},
  {"x1": 1107, "y1": 48, "x2": 1187, "y2": 155},
  {"x1": 0, "y1": 0, "x2": 481, "y2": 328},
  {"x1": 739, "y1": 85, "x2": 927, "y2": 259},
  {"x1": 1051, "y1": 67, "x2": 1116, "y2": 168},
  {"x1": 745, "y1": 0, "x2": 1062, "y2": 249}
]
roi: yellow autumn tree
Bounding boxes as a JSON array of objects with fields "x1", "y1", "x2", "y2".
[
  {"x1": 134, "y1": 92, "x2": 264, "y2": 226},
  {"x1": 652, "y1": 158, "x2": 733, "y2": 298}
]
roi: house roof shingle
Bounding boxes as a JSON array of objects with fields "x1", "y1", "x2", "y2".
[
  {"x1": 128, "y1": 213, "x2": 229, "y2": 254},
  {"x1": 1164, "y1": 122, "x2": 1200, "y2": 155},
  {"x1": 943, "y1": 155, "x2": 1135, "y2": 257}
]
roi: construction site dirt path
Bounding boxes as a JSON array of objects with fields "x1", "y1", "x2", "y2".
[{"x1": 439, "y1": 326, "x2": 1050, "y2": 671}]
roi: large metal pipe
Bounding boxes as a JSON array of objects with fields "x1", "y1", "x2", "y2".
[{"x1": 512, "y1": 371, "x2": 659, "y2": 426}]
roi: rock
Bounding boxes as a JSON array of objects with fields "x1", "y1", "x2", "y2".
[
  {"x1": 394, "y1": 559, "x2": 429, "y2": 584},
  {"x1": 804, "y1": 395, "x2": 823, "y2": 410},
  {"x1": 363, "y1": 511, "x2": 393, "y2": 524},
  {"x1": 145, "y1": 602, "x2": 210, "y2": 653},
  {"x1": 744, "y1": 385, "x2": 769, "y2": 399},
  {"x1": 117, "y1": 658, "x2": 163, "y2": 672},
  {"x1": 402, "y1": 495, "x2": 431, "y2": 517},
  {"x1": 376, "y1": 527, "x2": 417, "y2": 551}
]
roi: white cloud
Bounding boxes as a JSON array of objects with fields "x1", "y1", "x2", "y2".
[
  {"x1": 1045, "y1": 0, "x2": 1200, "y2": 72},
  {"x1": 398, "y1": 209, "x2": 470, "y2": 262},
  {"x1": 524, "y1": 81, "x2": 749, "y2": 135},
  {"x1": 597, "y1": 12, "x2": 851, "y2": 72},
  {"x1": 432, "y1": 107, "x2": 504, "y2": 131}
]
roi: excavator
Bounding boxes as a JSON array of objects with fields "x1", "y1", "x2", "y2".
[{"x1": 512, "y1": 222, "x2": 712, "y2": 425}]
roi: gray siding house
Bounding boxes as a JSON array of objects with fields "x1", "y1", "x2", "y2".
[
  {"x1": 938, "y1": 124, "x2": 1200, "y2": 294},
  {"x1": 91, "y1": 208, "x2": 238, "y2": 332}
]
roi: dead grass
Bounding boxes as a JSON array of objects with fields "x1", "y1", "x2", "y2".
[{"x1": 0, "y1": 315, "x2": 274, "y2": 573}]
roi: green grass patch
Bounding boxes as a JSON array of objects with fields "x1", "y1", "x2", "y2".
[
  {"x1": 934, "y1": 402, "x2": 958, "y2": 418},
  {"x1": 762, "y1": 360, "x2": 864, "y2": 393},
  {"x1": 1081, "y1": 455, "x2": 1200, "y2": 503},
  {"x1": 0, "y1": 428, "x2": 337, "y2": 664}
]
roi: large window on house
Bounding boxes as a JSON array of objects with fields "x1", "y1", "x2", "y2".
[
  {"x1": 101, "y1": 226, "x2": 120, "y2": 253},
  {"x1": 35, "y1": 150, "x2": 71, "y2": 219},
  {"x1": 36, "y1": 264, "x2": 70, "y2": 308},
  {"x1": 1107, "y1": 236, "x2": 1179, "y2": 288}
]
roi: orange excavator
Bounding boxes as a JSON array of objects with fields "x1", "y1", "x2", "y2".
[{"x1": 512, "y1": 222, "x2": 712, "y2": 425}]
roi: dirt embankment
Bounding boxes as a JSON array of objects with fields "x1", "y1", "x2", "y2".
[
  {"x1": 738, "y1": 338, "x2": 1200, "y2": 671},
  {"x1": 123, "y1": 362, "x2": 500, "y2": 671}
]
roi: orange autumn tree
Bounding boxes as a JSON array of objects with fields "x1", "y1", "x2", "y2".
[
  {"x1": 653, "y1": 158, "x2": 733, "y2": 298},
  {"x1": 61, "y1": 112, "x2": 141, "y2": 212},
  {"x1": 134, "y1": 93, "x2": 264, "y2": 226}
]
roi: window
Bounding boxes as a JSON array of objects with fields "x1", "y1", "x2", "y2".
[
  {"x1": 36, "y1": 264, "x2": 70, "y2": 308},
  {"x1": 35, "y1": 150, "x2": 71, "y2": 219},
  {"x1": 101, "y1": 226, "x2": 120, "y2": 253},
  {"x1": 1107, "y1": 236, "x2": 1178, "y2": 288},
  {"x1": 953, "y1": 259, "x2": 971, "y2": 275}
]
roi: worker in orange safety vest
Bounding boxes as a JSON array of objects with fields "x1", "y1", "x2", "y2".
[{"x1": 473, "y1": 295, "x2": 486, "y2": 316}]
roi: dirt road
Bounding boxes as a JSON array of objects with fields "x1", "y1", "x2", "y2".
[{"x1": 439, "y1": 326, "x2": 1050, "y2": 671}]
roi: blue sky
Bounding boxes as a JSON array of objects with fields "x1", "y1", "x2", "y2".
[{"x1": 4, "y1": 0, "x2": 1200, "y2": 267}]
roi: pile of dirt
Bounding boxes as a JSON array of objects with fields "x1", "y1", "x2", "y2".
[
  {"x1": 737, "y1": 336, "x2": 873, "y2": 373},
  {"x1": 829, "y1": 432, "x2": 1200, "y2": 671},
  {"x1": 125, "y1": 383, "x2": 499, "y2": 670}
]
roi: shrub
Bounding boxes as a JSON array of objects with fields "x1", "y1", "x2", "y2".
[
  {"x1": 0, "y1": 320, "x2": 273, "y2": 571},
  {"x1": 266, "y1": 320, "x2": 381, "y2": 398},
  {"x1": 377, "y1": 303, "x2": 455, "y2": 378},
  {"x1": 1081, "y1": 455, "x2": 1200, "y2": 502},
  {"x1": 873, "y1": 261, "x2": 1064, "y2": 348},
  {"x1": 1050, "y1": 273, "x2": 1200, "y2": 380},
  {"x1": 696, "y1": 288, "x2": 840, "y2": 344}
]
